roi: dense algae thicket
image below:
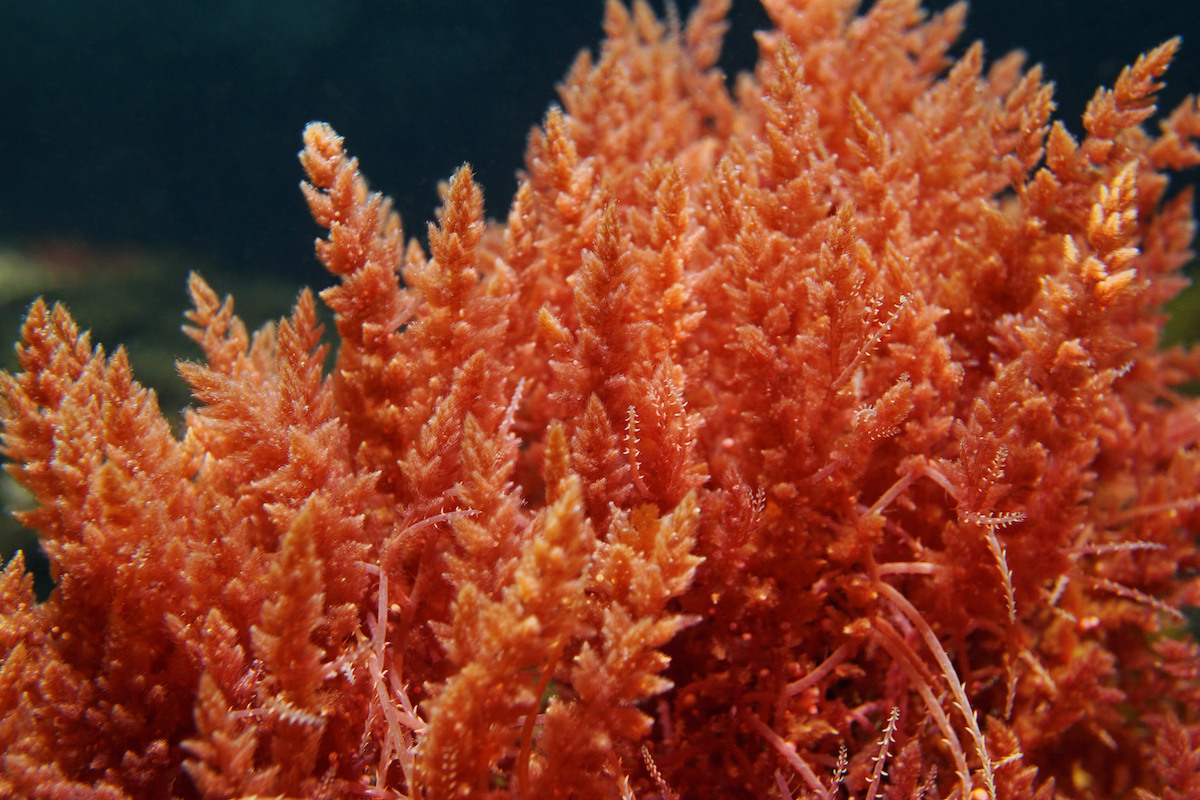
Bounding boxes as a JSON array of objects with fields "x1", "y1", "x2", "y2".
[{"x1": 3, "y1": 1, "x2": 1200, "y2": 798}]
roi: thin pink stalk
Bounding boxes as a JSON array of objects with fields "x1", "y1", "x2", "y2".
[
  {"x1": 866, "y1": 707, "x2": 900, "y2": 800},
  {"x1": 877, "y1": 562, "x2": 940, "y2": 576},
  {"x1": 744, "y1": 709, "x2": 830, "y2": 800},
  {"x1": 786, "y1": 641, "x2": 856, "y2": 698},
  {"x1": 870, "y1": 618, "x2": 971, "y2": 795},
  {"x1": 877, "y1": 582, "x2": 996, "y2": 799}
]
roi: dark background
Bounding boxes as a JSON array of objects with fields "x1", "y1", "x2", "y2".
[{"x1": 0, "y1": 0, "x2": 1196, "y2": 291}]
